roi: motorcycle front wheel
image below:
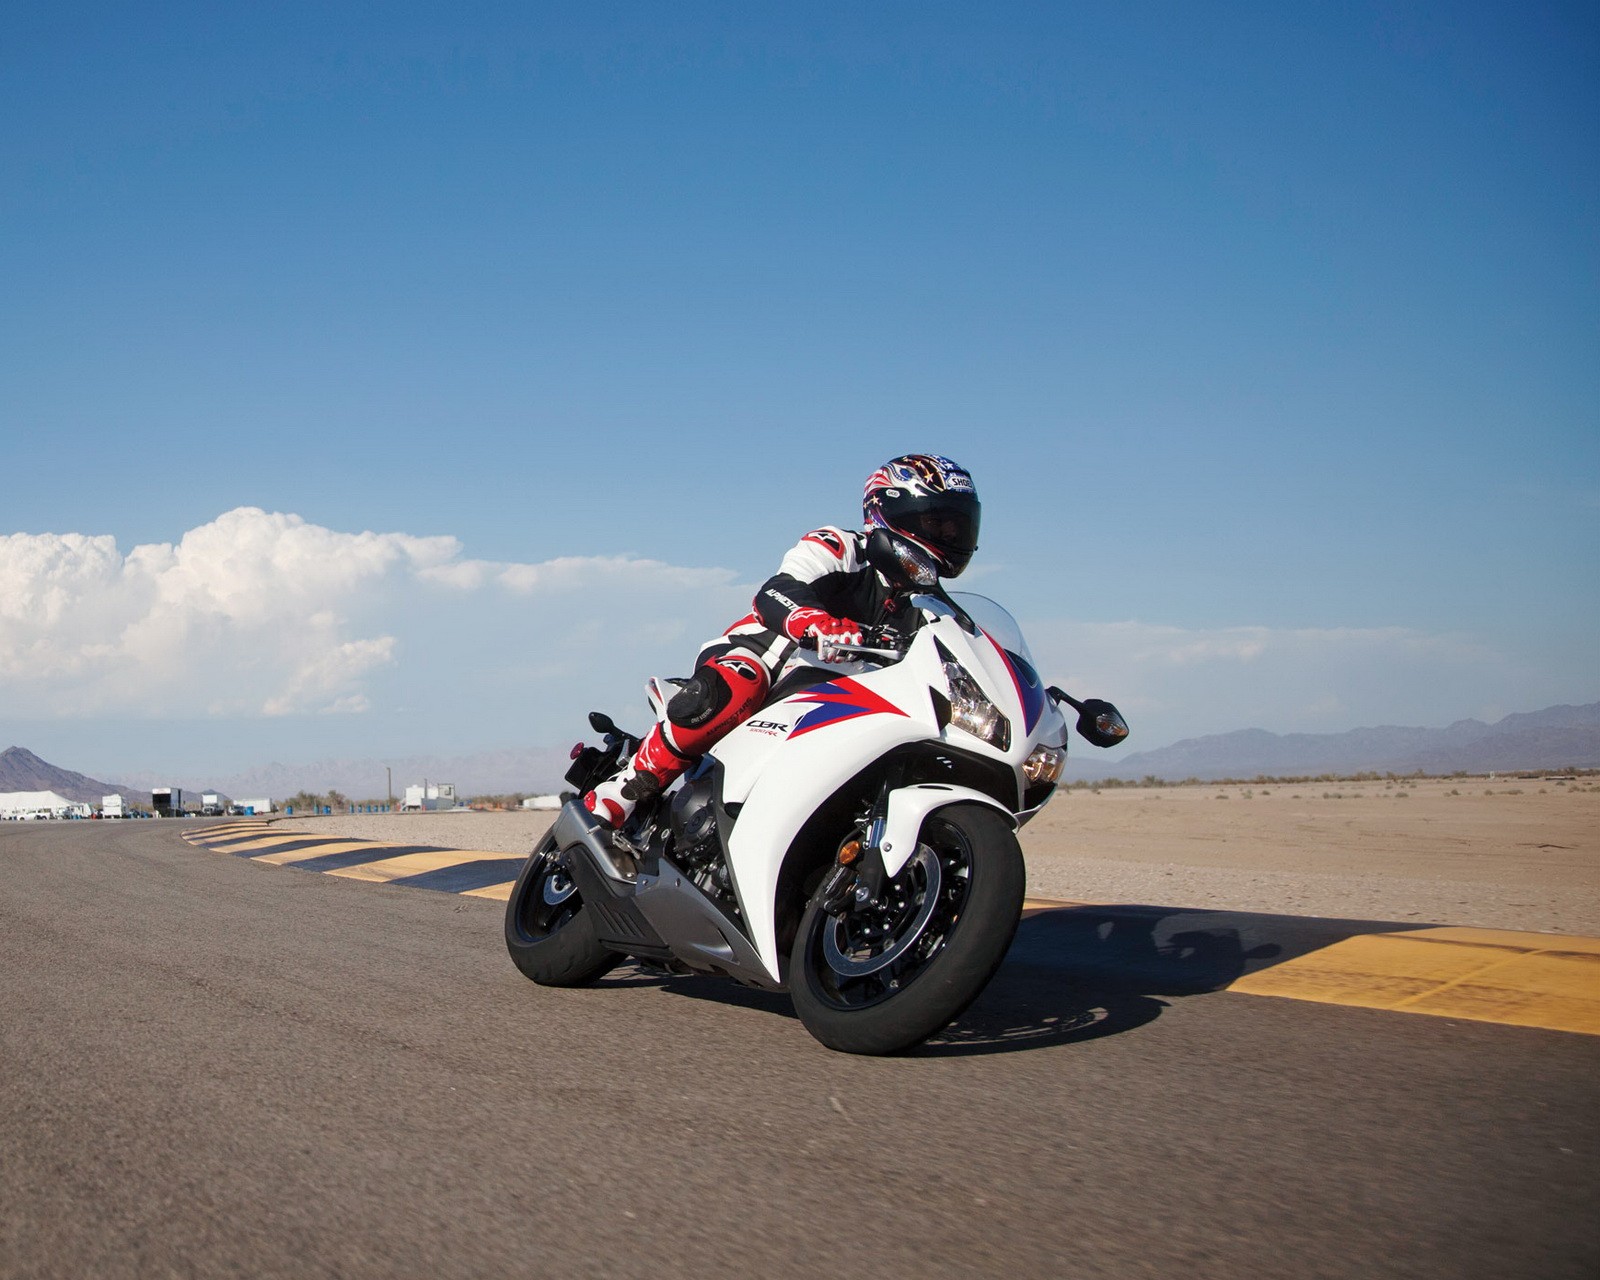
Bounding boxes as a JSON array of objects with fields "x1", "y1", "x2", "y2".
[
  {"x1": 504, "y1": 834, "x2": 621, "y2": 986},
  {"x1": 789, "y1": 803, "x2": 1025, "y2": 1055}
]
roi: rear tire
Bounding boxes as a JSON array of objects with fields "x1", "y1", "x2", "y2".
[
  {"x1": 504, "y1": 836, "x2": 621, "y2": 986},
  {"x1": 789, "y1": 804, "x2": 1024, "y2": 1054}
]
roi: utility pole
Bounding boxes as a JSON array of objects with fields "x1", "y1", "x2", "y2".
[{"x1": 386, "y1": 765, "x2": 392, "y2": 811}]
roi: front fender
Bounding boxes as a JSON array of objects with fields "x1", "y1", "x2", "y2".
[{"x1": 880, "y1": 784, "x2": 1017, "y2": 877}]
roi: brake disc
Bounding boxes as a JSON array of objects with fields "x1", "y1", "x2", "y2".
[{"x1": 822, "y1": 846, "x2": 943, "y2": 978}]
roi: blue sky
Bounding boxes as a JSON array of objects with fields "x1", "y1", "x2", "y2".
[{"x1": 2, "y1": 2, "x2": 1596, "y2": 781}]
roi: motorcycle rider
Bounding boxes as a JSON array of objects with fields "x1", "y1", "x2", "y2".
[{"x1": 583, "y1": 454, "x2": 982, "y2": 828}]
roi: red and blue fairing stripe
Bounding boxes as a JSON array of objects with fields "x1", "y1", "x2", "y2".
[
  {"x1": 985, "y1": 633, "x2": 1047, "y2": 735},
  {"x1": 789, "y1": 677, "x2": 909, "y2": 738}
]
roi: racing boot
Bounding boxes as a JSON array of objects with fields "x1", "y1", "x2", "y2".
[{"x1": 583, "y1": 723, "x2": 693, "y2": 828}]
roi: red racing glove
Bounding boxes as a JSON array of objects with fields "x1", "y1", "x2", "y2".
[{"x1": 785, "y1": 608, "x2": 863, "y2": 661}]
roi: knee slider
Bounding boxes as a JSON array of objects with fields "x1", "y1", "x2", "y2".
[{"x1": 666, "y1": 667, "x2": 730, "y2": 731}]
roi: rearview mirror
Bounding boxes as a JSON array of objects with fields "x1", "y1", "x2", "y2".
[
  {"x1": 1048, "y1": 688, "x2": 1130, "y2": 748},
  {"x1": 1075, "y1": 699, "x2": 1129, "y2": 749}
]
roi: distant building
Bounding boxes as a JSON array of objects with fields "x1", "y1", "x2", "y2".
[
  {"x1": 0, "y1": 790, "x2": 74, "y2": 820},
  {"x1": 521, "y1": 795, "x2": 561, "y2": 811},
  {"x1": 402, "y1": 782, "x2": 457, "y2": 811}
]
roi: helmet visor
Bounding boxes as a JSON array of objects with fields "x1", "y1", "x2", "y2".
[{"x1": 882, "y1": 493, "x2": 980, "y2": 576}]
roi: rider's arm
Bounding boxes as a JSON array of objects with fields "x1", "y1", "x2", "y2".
[{"x1": 753, "y1": 527, "x2": 869, "y2": 640}]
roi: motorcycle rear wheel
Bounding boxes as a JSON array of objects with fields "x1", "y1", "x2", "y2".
[
  {"x1": 789, "y1": 803, "x2": 1024, "y2": 1054},
  {"x1": 504, "y1": 836, "x2": 621, "y2": 986}
]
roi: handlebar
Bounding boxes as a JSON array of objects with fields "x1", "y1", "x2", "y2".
[
  {"x1": 796, "y1": 625, "x2": 910, "y2": 665},
  {"x1": 819, "y1": 642, "x2": 907, "y2": 663}
]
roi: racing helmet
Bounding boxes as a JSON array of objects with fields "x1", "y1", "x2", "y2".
[{"x1": 862, "y1": 454, "x2": 981, "y2": 578}]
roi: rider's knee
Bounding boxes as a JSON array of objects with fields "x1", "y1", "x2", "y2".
[
  {"x1": 664, "y1": 653, "x2": 769, "y2": 754},
  {"x1": 666, "y1": 667, "x2": 729, "y2": 730}
]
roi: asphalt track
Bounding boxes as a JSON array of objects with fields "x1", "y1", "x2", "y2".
[
  {"x1": 2, "y1": 821, "x2": 1597, "y2": 1279},
  {"x1": 184, "y1": 820, "x2": 1600, "y2": 1037}
]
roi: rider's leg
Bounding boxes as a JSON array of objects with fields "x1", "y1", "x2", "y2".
[
  {"x1": 582, "y1": 723, "x2": 692, "y2": 828},
  {"x1": 584, "y1": 649, "x2": 770, "y2": 827}
]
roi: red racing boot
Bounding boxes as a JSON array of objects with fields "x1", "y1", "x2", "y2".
[{"x1": 583, "y1": 723, "x2": 693, "y2": 828}]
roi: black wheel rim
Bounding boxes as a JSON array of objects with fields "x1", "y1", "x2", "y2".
[
  {"x1": 805, "y1": 821, "x2": 974, "y2": 1011},
  {"x1": 515, "y1": 853, "x2": 583, "y2": 941}
]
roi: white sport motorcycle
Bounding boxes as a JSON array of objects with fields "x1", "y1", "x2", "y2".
[{"x1": 505, "y1": 533, "x2": 1128, "y2": 1054}]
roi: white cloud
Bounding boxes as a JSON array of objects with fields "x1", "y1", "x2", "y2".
[
  {"x1": 260, "y1": 636, "x2": 398, "y2": 717},
  {"x1": 9, "y1": 509, "x2": 1577, "y2": 752},
  {"x1": 493, "y1": 555, "x2": 733, "y2": 595},
  {"x1": 0, "y1": 508, "x2": 744, "y2": 719}
]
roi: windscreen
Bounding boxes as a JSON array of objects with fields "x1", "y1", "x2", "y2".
[{"x1": 948, "y1": 593, "x2": 1036, "y2": 668}]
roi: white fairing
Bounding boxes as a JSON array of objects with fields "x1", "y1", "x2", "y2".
[
  {"x1": 879, "y1": 784, "x2": 1016, "y2": 877},
  {"x1": 706, "y1": 593, "x2": 1068, "y2": 982}
]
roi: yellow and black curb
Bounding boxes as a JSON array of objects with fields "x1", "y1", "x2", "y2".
[
  {"x1": 182, "y1": 819, "x2": 524, "y2": 900},
  {"x1": 185, "y1": 820, "x2": 1600, "y2": 1037},
  {"x1": 1225, "y1": 925, "x2": 1600, "y2": 1035},
  {"x1": 1015, "y1": 902, "x2": 1600, "y2": 1037}
]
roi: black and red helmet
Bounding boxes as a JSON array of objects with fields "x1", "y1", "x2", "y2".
[{"x1": 862, "y1": 455, "x2": 981, "y2": 578}]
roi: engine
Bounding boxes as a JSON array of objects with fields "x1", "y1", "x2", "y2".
[{"x1": 667, "y1": 773, "x2": 741, "y2": 919}]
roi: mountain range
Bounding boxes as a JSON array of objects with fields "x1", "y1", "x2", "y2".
[
  {"x1": 0, "y1": 747, "x2": 145, "y2": 805},
  {"x1": 7, "y1": 701, "x2": 1597, "y2": 805},
  {"x1": 1063, "y1": 701, "x2": 1600, "y2": 781}
]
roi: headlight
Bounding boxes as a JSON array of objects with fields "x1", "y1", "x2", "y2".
[
  {"x1": 1023, "y1": 744, "x2": 1066, "y2": 786},
  {"x1": 944, "y1": 660, "x2": 1011, "y2": 750}
]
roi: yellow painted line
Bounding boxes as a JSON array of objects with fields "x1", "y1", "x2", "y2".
[
  {"x1": 1411, "y1": 926, "x2": 1600, "y2": 954},
  {"x1": 1227, "y1": 926, "x2": 1600, "y2": 1036},
  {"x1": 1015, "y1": 900, "x2": 1600, "y2": 1036},
  {"x1": 322, "y1": 848, "x2": 511, "y2": 884},
  {"x1": 190, "y1": 835, "x2": 339, "y2": 854},
  {"x1": 463, "y1": 882, "x2": 515, "y2": 902},
  {"x1": 1023, "y1": 896, "x2": 1090, "y2": 913},
  {"x1": 184, "y1": 823, "x2": 523, "y2": 882},
  {"x1": 248, "y1": 841, "x2": 406, "y2": 866}
]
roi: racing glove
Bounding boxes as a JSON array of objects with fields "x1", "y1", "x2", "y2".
[{"x1": 785, "y1": 608, "x2": 864, "y2": 661}]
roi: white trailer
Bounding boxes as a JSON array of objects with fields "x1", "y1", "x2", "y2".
[
  {"x1": 402, "y1": 782, "x2": 457, "y2": 812},
  {"x1": 200, "y1": 791, "x2": 231, "y2": 816},
  {"x1": 102, "y1": 794, "x2": 125, "y2": 819},
  {"x1": 234, "y1": 797, "x2": 273, "y2": 816}
]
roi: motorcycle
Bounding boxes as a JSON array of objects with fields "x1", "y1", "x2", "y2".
[{"x1": 504, "y1": 531, "x2": 1128, "y2": 1054}]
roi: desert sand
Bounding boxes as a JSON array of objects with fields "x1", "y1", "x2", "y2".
[{"x1": 282, "y1": 775, "x2": 1600, "y2": 935}]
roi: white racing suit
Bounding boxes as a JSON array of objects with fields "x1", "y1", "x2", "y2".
[{"x1": 584, "y1": 526, "x2": 902, "y2": 826}]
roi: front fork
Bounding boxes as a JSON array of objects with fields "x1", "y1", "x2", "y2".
[{"x1": 814, "y1": 783, "x2": 894, "y2": 916}]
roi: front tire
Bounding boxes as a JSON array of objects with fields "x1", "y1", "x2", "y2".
[
  {"x1": 504, "y1": 836, "x2": 621, "y2": 986},
  {"x1": 789, "y1": 804, "x2": 1024, "y2": 1054}
]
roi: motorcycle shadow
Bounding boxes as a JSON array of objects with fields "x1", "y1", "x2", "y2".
[
  {"x1": 598, "y1": 896, "x2": 1414, "y2": 1056},
  {"x1": 601, "y1": 901, "x2": 1407, "y2": 1057},
  {"x1": 919, "y1": 904, "x2": 1283, "y2": 1056},
  {"x1": 597, "y1": 933, "x2": 1164, "y2": 1056},
  {"x1": 929, "y1": 901, "x2": 1418, "y2": 1056}
]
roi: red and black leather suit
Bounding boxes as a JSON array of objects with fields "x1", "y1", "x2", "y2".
[{"x1": 584, "y1": 526, "x2": 898, "y2": 825}]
